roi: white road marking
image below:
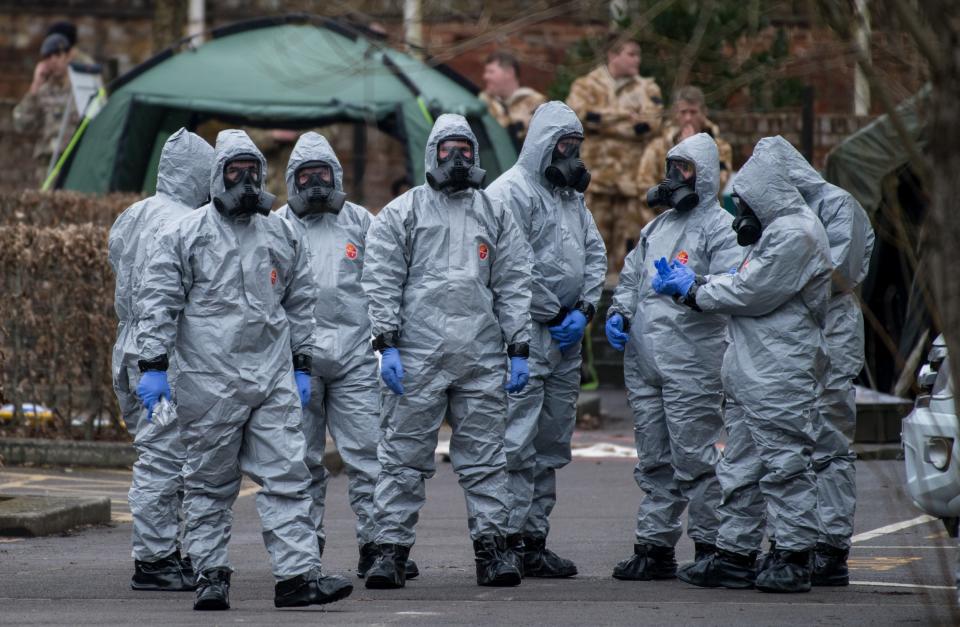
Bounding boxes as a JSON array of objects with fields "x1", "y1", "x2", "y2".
[
  {"x1": 850, "y1": 580, "x2": 955, "y2": 591},
  {"x1": 851, "y1": 515, "x2": 938, "y2": 544}
]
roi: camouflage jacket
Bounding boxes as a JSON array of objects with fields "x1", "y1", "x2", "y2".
[
  {"x1": 12, "y1": 75, "x2": 79, "y2": 162},
  {"x1": 637, "y1": 120, "x2": 733, "y2": 207},
  {"x1": 480, "y1": 87, "x2": 547, "y2": 149},
  {"x1": 566, "y1": 65, "x2": 663, "y2": 196}
]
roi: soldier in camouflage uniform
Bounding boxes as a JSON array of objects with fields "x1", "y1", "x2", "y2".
[
  {"x1": 12, "y1": 33, "x2": 80, "y2": 187},
  {"x1": 638, "y1": 86, "x2": 733, "y2": 215},
  {"x1": 567, "y1": 36, "x2": 663, "y2": 273},
  {"x1": 480, "y1": 51, "x2": 547, "y2": 151}
]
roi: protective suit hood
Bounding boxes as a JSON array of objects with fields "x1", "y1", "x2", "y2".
[
  {"x1": 665, "y1": 132, "x2": 719, "y2": 208},
  {"x1": 732, "y1": 146, "x2": 809, "y2": 228},
  {"x1": 209, "y1": 129, "x2": 268, "y2": 199},
  {"x1": 284, "y1": 131, "x2": 345, "y2": 198},
  {"x1": 517, "y1": 101, "x2": 584, "y2": 189},
  {"x1": 155, "y1": 128, "x2": 214, "y2": 209},
  {"x1": 756, "y1": 135, "x2": 824, "y2": 199},
  {"x1": 424, "y1": 113, "x2": 480, "y2": 176}
]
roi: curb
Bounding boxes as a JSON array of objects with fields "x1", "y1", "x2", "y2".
[
  {"x1": 0, "y1": 494, "x2": 111, "y2": 536},
  {"x1": 0, "y1": 438, "x2": 136, "y2": 468}
]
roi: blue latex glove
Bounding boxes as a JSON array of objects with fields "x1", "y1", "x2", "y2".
[
  {"x1": 548, "y1": 309, "x2": 588, "y2": 351},
  {"x1": 505, "y1": 356, "x2": 529, "y2": 393},
  {"x1": 380, "y1": 348, "x2": 405, "y2": 395},
  {"x1": 295, "y1": 370, "x2": 311, "y2": 407},
  {"x1": 651, "y1": 256, "x2": 695, "y2": 297},
  {"x1": 728, "y1": 267, "x2": 738, "y2": 275},
  {"x1": 605, "y1": 314, "x2": 629, "y2": 352},
  {"x1": 136, "y1": 370, "x2": 170, "y2": 423}
]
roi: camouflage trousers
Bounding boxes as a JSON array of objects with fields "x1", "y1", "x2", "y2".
[{"x1": 586, "y1": 192, "x2": 655, "y2": 273}]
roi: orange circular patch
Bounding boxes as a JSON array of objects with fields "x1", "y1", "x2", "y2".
[
  {"x1": 345, "y1": 243, "x2": 358, "y2": 259},
  {"x1": 676, "y1": 250, "x2": 689, "y2": 265},
  {"x1": 270, "y1": 269, "x2": 278, "y2": 285},
  {"x1": 478, "y1": 243, "x2": 489, "y2": 260}
]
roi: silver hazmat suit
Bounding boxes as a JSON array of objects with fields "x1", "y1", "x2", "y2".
[
  {"x1": 485, "y1": 101, "x2": 607, "y2": 538},
  {"x1": 608, "y1": 132, "x2": 741, "y2": 548},
  {"x1": 135, "y1": 129, "x2": 322, "y2": 580},
  {"x1": 277, "y1": 132, "x2": 380, "y2": 549},
  {"x1": 108, "y1": 128, "x2": 213, "y2": 562},
  {"x1": 757, "y1": 136, "x2": 875, "y2": 551},
  {"x1": 692, "y1": 145, "x2": 832, "y2": 555},
  {"x1": 361, "y1": 114, "x2": 533, "y2": 545}
]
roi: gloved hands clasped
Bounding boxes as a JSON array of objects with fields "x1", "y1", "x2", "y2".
[
  {"x1": 137, "y1": 370, "x2": 171, "y2": 423},
  {"x1": 652, "y1": 256, "x2": 696, "y2": 297},
  {"x1": 549, "y1": 309, "x2": 588, "y2": 352}
]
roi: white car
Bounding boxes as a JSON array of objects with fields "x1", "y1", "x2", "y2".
[{"x1": 902, "y1": 333, "x2": 959, "y2": 534}]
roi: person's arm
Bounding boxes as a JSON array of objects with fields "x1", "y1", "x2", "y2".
[
  {"x1": 135, "y1": 223, "x2": 190, "y2": 362},
  {"x1": 495, "y1": 184, "x2": 562, "y2": 323},
  {"x1": 490, "y1": 200, "x2": 533, "y2": 350},
  {"x1": 579, "y1": 199, "x2": 608, "y2": 311},
  {"x1": 567, "y1": 76, "x2": 652, "y2": 141},
  {"x1": 705, "y1": 210, "x2": 744, "y2": 277},
  {"x1": 361, "y1": 202, "x2": 410, "y2": 342},
  {"x1": 694, "y1": 225, "x2": 821, "y2": 317},
  {"x1": 608, "y1": 243, "x2": 641, "y2": 325},
  {"x1": 281, "y1": 222, "x2": 318, "y2": 359}
]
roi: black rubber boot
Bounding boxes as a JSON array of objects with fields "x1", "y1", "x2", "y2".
[
  {"x1": 193, "y1": 568, "x2": 231, "y2": 611},
  {"x1": 755, "y1": 549, "x2": 813, "y2": 593},
  {"x1": 611, "y1": 544, "x2": 677, "y2": 581},
  {"x1": 365, "y1": 544, "x2": 410, "y2": 589},
  {"x1": 506, "y1": 534, "x2": 525, "y2": 578},
  {"x1": 473, "y1": 536, "x2": 522, "y2": 587},
  {"x1": 274, "y1": 571, "x2": 354, "y2": 608},
  {"x1": 522, "y1": 535, "x2": 577, "y2": 578},
  {"x1": 811, "y1": 543, "x2": 849, "y2": 587},
  {"x1": 131, "y1": 551, "x2": 196, "y2": 591},
  {"x1": 677, "y1": 548, "x2": 756, "y2": 589},
  {"x1": 358, "y1": 542, "x2": 419, "y2": 580}
]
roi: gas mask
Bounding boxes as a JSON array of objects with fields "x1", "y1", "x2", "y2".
[
  {"x1": 544, "y1": 135, "x2": 591, "y2": 192},
  {"x1": 731, "y1": 194, "x2": 762, "y2": 246},
  {"x1": 426, "y1": 137, "x2": 486, "y2": 193},
  {"x1": 213, "y1": 155, "x2": 275, "y2": 219},
  {"x1": 288, "y1": 161, "x2": 347, "y2": 217},
  {"x1": 646, "y1": 158, "x2": 699, "y2": 212}
]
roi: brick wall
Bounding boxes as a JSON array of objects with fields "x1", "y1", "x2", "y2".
[{"x1": 711, "y1": 111, "x2": 875, "y2": 170}]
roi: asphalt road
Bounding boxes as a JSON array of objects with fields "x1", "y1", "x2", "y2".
[{"x1": 1, "y1": 451, "x2": 957, "y2": 626}]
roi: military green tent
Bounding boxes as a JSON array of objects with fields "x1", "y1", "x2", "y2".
[{"x1": 59, "y1": 15, "x2": 516, "y2": 194}]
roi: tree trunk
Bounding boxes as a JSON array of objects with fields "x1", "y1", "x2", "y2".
[{"x1": 924, "y1": 3, "x2": 960, "y2": 400}]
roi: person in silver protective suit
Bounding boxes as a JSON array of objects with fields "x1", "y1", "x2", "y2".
[
  {"x1": 754, "y1": 136, "x2": 875, "y2": 586},
  {"x1": 653, "y1": 142, "x2": 832, "y2": 593},
  {"x1": 486, "y1": 101, "x2": 606, "y2": 578},
  {"x1": 361, "y1": 114, "x2": 533, "y2": 589},
  {"x1": 605, "y1": 132, "x2": 740, "y2": 581},
  {"x1": 135, "y1": 129, "x2": 352, "y2": 611},
  {"x1": 109, "y1": 128, "x2": 212, "y2": 592},
  {"x1": 276, "y1": 131, "x2": 418, "y2": 580}
]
